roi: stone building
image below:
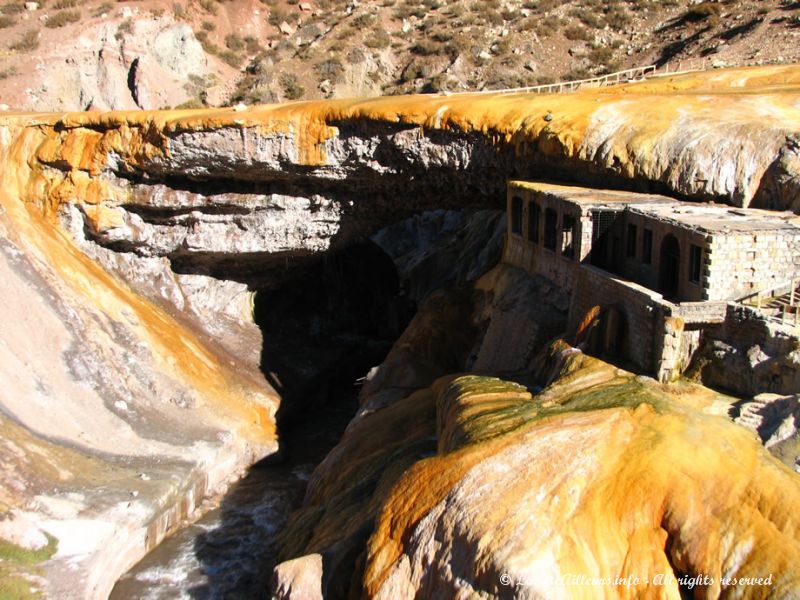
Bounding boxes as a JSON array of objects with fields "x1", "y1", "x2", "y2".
[{"x1": 504, "y1": 181, "x2": 800, "y2": 382}]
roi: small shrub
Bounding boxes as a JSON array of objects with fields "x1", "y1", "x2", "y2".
[
  {"x1": 198, "y1": 0, "x2": 217, "y2": 15},
  {"x1": 280, "y1": 72, "x2": 305, "y2": 99},
  {"x1": 314, "y1": 57, "x2": 344, "y2": 82},
  {"x1": 91, "y1": 2, "x2": 113, "y2": 17},
  {"x1": 364, "y1": 29, "x2": 390, "y2": 48},
  {"x1": 9, "y1": 28, "x2": 39, "y2": 51},
  {"x1": 588, "y1": 45, "x2": 615, "y2": 66},
  {"x1": 201, "y1": 20, "x2": 215, "y2": 31},
  {"x1": 564, "y1": 67, "x2": 590, "y2": 81},
  {"x1": 346, "y1": 46, "x2": 365, "y2": 63},
  {"x1": 0, "y1": 3, "x2": 25, "y2": 15},
  {"x1": 219, "y1": 50, "x2": 244, "y2": 67},
  {"x1": 175, "y1": 98, "x2": 205, "y2": 109},
  {"x1": 268, "y1": 7, "x2": 287, "y2": 25},
  {"x1": 225, "y1": 32, "x2": 244, "y2": 51},
  {"x1": 570, "y1": 7, "x2": 603, "y2": 28},
  {"x1": 410, "y1": 40, "x2": 441, "y2": 56},
  {"x1": 563, "y1": 24, "x2": 591, "y2": 41},
  {"x1": 244, "y1": 35, "x2": 260, "y2": 53},
  {"x1": 352, "y1": 13, "x2": 374, "y2": 28},
  {"x1": 0, "y1": 14, "x2": 15, "y2": 27},
  {"x1": 0, "y1": 65, "x2": 18, "y2": 79},
  {"x1": 605, "y1": 8, "x2": 630, "y2": 29},
  {"x1": 537, "y1": 0, "x2": 560, "y2": 12},
  {"x1": 45, "y1": 9, "x2": 80, "y2": 28},
  {"x1": 684, "y1": 1, "x2": 721, "y2": 22},
  {"x1": 115, "y1": 17, "x2": 132, "y2": 40},
  {"x1": 52, "y1": 0, "x2": 76, "y2": 8}
]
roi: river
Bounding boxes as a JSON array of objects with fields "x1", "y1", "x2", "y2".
[{"x1": 110, "y1": 393, "x2": 357, "y2": 599}]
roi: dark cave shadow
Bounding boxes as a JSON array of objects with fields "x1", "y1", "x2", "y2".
[{"x1": 185, "y1": 240, "x2": 416, "y2": 599}]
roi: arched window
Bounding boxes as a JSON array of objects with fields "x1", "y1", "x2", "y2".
[{"x1": 511, "y1": 196, "x2": 523, "y2": 235}]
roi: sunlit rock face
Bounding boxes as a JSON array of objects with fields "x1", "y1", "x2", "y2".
[
  {"x1": 15, "y1": 64, "x2": 800, "y2": 295},
  {"x1": 0, "y1": 119, "x2": 278, "y2": 598},
  {"x1": 1, "y1": 64, "x2": 799, "y2": 598},
  {"x1": 366, "y1": 366, "x2": 800, "y2": 599}
]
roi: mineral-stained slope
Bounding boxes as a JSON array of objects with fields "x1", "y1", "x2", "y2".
[
  {"x1": 0, "y1": 64, "x2": 799, "y2": 598},
  {"x1": 0, "y1": 120, "x2": 279, "y2": 597},
  {"x1": 366, "y1": 366, "x2": 800, "y2": 598}
]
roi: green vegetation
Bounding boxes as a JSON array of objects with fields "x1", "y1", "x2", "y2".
[
  {"x1": 219, "y1": 50, "x2": 244, "y2": 68},
  {"x1": 224, "y1": 32, "x2": 244, "y2": 51},
  {"x1": 0, "y1": 534, "x2": 58, "y2": 600},
  {"x1": 45, "y1": 9, "x2": 80, "y2": 28},
  {"x1": 268, "y1": 7, "x2": 286, "y2": 25},
  {"x1": 280, "y1": 72, "x2": 304, "y2": 99},
  {"x1": 314, "y1": 57, "x2": 344, "y2": 83},
  {"x1": 563, "y1": 24, "x2": 591, "y2": 41},
  {"x1": 198, "y1": 0, "x2": 217, "y2": 15},
  {"x1": 364, "y1": 29, "x2": 391, "y2": 49},
  {"x1": 244, "y1": 34, "x2": 260, "y2": 54}
]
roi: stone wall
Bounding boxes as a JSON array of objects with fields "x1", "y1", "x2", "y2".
[
  {"x1": 504, "y1": 187, "x2": 585, "y2": 294},
  {"x1": 568, "y1": 264, "x2": 666, "y2": 374},
  {"x1": 706, "y1": 230, "x2": 800, "y2": 301},
  {"x1": 688, "y1": 304, "x2": 800, "y2": 396},
  {"x1": 617, "y1": 210, "x2": 710, "y2": 301}
]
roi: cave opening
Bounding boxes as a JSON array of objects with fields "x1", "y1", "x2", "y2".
[
  {"x1": 251, "y1": 239, "x2": 417, "y2": 428},
  {"x1": 111, "y1": 207, "x2": 505, "y2": 599}
]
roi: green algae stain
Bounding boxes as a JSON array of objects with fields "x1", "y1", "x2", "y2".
[
  {"x1": 0, "y1": 534, "x2": 57, "y2": 600},
  {"x1": 436, "y1": 371, "x2": 674, "y2": 455}
]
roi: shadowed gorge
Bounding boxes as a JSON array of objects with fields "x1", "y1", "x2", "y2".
[{"x1": 0, "y1": 64, "x2": 800, "y2": 599}]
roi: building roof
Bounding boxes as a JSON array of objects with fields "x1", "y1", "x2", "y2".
[{"x1": 509, "y1": 180, "x2": 800, "y2": 235}]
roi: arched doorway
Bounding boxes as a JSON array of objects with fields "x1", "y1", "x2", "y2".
[{"x1": 659, "y1": 234, "x2": 680, "y2": 299}]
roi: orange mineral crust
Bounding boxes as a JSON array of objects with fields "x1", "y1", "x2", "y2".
[
  {"x1": 364, "y1": 366, "x2": 800, "y2": 598},
  {"x1": 2, "y1": 63, "x2": 799, "y2": 220}
]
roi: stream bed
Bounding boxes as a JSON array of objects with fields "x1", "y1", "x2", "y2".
[{"x1": 110, "y1": 393, "x2": 357, "y2": 600}]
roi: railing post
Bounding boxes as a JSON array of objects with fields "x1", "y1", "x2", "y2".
[{"x1": 791, "y1": 277, "x2": 796, "y2": 307}]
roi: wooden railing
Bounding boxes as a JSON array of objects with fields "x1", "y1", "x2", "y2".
[
  {"x1": 445, "y1": 57, "x2": 722, "y2": 97},
  {"x1": 737, "y1": 277, "x2": 800, "y2": 328},
  {"x1": 457, "y1": 65, "x2": 657, "y2": 96}
]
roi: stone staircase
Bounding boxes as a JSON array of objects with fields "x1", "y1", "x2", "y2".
[{"x1": 735, "y1": 397, "x2": 771, "y2": 432}]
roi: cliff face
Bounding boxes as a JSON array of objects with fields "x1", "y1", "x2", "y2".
[
  {"x1": 0, "y1": 65, "x2": 799, "y2": 598},
  {"x1": 0, "y1": 119, "x2": 279, "y2": 598}
]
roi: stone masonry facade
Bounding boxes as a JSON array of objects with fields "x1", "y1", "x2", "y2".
[{"x1": 504, "y1": 181, "x2": 800, "y2": 383}]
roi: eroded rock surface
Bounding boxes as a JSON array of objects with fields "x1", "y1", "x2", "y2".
[{"x1": 0, "y1": 64, "x2": 799, "y2": 598}]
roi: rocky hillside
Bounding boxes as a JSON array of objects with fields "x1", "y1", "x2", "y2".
[{"x1": 0, "y1": 0, "x2": 799, "y2": 111}]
